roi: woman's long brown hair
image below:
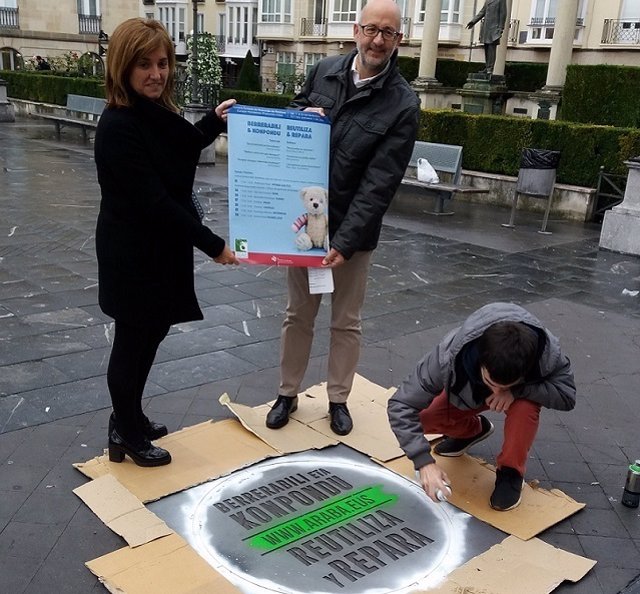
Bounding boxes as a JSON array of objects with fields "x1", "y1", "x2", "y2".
[{"x1": 105, "y1": 17, "x2": 178, "y2": 112}]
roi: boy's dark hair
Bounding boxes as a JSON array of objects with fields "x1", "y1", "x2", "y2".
[{"x1": 477, "y1": 321, "x2": 538, "y2": 384}]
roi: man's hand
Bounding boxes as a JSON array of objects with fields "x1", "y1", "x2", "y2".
[
  {"x1": 418, "y1": 463, "x2": 451, "y2": 503},
  {"x1": 466, "y1": 21, "x2": 474, "y2": 29},
  {"x1": 213, "y1": 245, "x2": 239, "y2": 265},
  {"x1": 322, "y1": 248, "x2": 345, "y2": 268},
  {"x1": 303, "y1": 107, "x2": 326, "y2": 117},
  {"x1": 486, "y1": 390, "x2": 514, "y2": 412}
]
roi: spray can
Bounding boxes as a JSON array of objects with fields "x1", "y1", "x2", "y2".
[{"x1": 622, "y1": 461, "x2": 640, "y2": 508}]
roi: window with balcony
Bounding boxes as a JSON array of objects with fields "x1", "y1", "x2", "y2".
[
  {"x1": 226, "y1": 4, "x2": 257, "y2": 46},
  {"x1": 602, "y1": 0, "x2": 640, "y2": 45},
  {"x1": 158, "y1": 3, "x2": 188, "y2": 41},
  {"x1": 332, "y1": 0, "x2": 364, "y2": 23},
  {"x1": 276, "y1": 51, "x2": 299, "y2": 93},
  {"x1": 0, "y1": 0, "x2": 19, "y2": 29},
  {"x1": 304, "y1": 52, "x2": 325, "y2": 75},
  {"x1": 441, "y1": 0, "x2": 461, "y2": 24},
  {"x1": 417, "y1": 0, "x2": 463, "y2": 23},
  {"x1": 528, "y1": 0, "x2": 586, "y2": 43},
  {"x1": 77, "y1": 0, "x2": 101, "y2": 34},
  {"x1": 77, "y1": 0, "x2": 100, "y2": 16},
  {"x1": 261, "y1": 0, "x2": 291, "y2": 23}
]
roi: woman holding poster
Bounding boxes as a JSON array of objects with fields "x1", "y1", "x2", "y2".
[{"x1": 94, "y1": 18, "x2": 237, "y2": 467}]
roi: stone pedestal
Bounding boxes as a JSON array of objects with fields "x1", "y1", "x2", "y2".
[
  {"x1": 460, "y1": 73, "x2": 513, "y2": 116},
  {"x1": 529, "y1": 86, "x2": 562, "y2": 120},
  {"x1": 183, "y1": 104, "x2": 215, "y2": 165},
  {"x1": 411, "y1": 77, "x2": 444, "y2": 109},
  {"x1": 0, "y1": 78, "x2": 15, "y2": 123},
  {"x1": 600, "y1": 159, "x2": 640, "y2": 255}
]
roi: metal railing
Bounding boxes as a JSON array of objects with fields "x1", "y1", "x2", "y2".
[
  {"x1": 79, "y1": 14, "x2": 101, "y2": 35},
  {"x1": 529, "y1": 17, "x2": 584, "y2": 27},
  {"x1": 175, "y1": 76, "x2": 220, "y2": 108},
  {"x1": 400, "y1": 16, "x2": 411, "y2": 40},
  {"x1": 602, "y1": 19, "x2": 640, "y2": 44},
  {"x1": 214, "y1": 35, "x2": 226, "y2": 53},
  {"x1": 594, "y1": 167, "x2": 627, "y2": 222},
  {"x1": 508, "y1": 18, "x2": 519, "y2": 44},
  {"x1": 0, "y1": 7, "x2": 19, "y2": 29},
  {"x1": 300, "y1": 18, "x2": 327, "y2": 36}
]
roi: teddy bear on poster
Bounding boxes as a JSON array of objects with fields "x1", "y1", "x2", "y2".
[{"x1": 291, "y1": 186, "x2": 329, "y2": 251}]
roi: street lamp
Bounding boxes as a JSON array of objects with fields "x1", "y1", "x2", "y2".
[{"x1": 190, "y1": 0, "x2": 203, "y2": 105}]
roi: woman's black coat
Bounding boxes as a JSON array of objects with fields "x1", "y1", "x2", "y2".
[{"x1": 95, "y1": 98, "x2": 226, "y2": 327}]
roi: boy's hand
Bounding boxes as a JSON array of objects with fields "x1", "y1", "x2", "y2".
[
  {"x1": 418, "y1": 463, "x2": 451, "y2": 503},
  {"x1": 486, "y1": 390, "x2": 514, "y2": 412}
]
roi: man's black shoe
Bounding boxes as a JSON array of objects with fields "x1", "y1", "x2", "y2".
[
  {"x1": 433, "y1": 415, "x2": 494, "y2": 457},
  {"x1": 109, "y1": 412, "x2": 168, "y2": 441},
  {"x1": 490, "y1": 466, "x2": 524, "y2": 511},
  {"x1": 329, "y1": 402, "x2": 353, "y2": 436},
  {"x1": 266, "y1": 395, "x2": 298, "y2": 429}
]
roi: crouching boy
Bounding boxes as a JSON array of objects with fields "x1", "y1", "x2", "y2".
[{"x1": 388, "y1": 302, "x2": 576, "y2": 511}]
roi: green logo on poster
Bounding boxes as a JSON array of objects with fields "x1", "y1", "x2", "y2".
[
  {"x1": 247, "y1": 485, "x2": 397, "y2": 552},
  {"x1": 235, "y1": 238, "x2": 248, "y2": 252}
]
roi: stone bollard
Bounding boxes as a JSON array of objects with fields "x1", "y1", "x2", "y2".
[
  {"x1": 183, "y1": 104, "x2": 215, "y2": 165},
  {"x1": 0, "y1": 78, "x2": 16, "y2": 123},
  {"x1": 600, "y1": 157, "x2": 640, "y2": 255}
]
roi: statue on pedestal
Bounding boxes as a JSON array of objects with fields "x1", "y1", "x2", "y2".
[{"x1": 466, "y1": 0, "x2": 508, "y2": 77}]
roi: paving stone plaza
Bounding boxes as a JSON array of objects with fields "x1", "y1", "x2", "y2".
[{"x1": 2, "y1": 119, "x2": 640, "y2": 593}]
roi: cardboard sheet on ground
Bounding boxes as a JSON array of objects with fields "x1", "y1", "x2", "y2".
[
  {"x1": 73, "y1": 474, "x2": 172, "y2": 547},
  {"x1": 74, "y1": 420, "x2": 278, "y2": 503},
  {"x1": 411, "y1": 535, "x2": 595, "y2": 594},
  {"x1": 384, "y1": 454, "x2": 585, "y2": 540},
  {"x1": 219, "y1": 393, "x2": 337, "y2": 453},
  {"x1": 75, "y1": 374, "x2": 592, "y2": 593},
  {"x1": 86, "y1": 533, "x2": 241, "y2": 594},
  {"x1": 227, "y1": 374, "x2": 406, "y2": 462}
]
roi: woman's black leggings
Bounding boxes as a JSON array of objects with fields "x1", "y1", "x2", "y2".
[{"x1": 107, "y1": 320, "x2": 170, "y2": 441}]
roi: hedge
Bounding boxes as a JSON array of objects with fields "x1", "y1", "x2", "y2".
[
  {"x1": 562, "y1": 64, "x2": 640, "y2": 128},
  {"x1": 396, "y1": 58, "x2": 547, "y2": 91},
  {"x1": 5, "y1": 69, "x2": 639, "y2": 189},
  {"x1": 220, "y1": 88, "x2": 292, "y2": 108},
  {"x1": 420, "y1": 109, "x2": 640, "y2": 188},
  {"x1": 0, "y1": 70, "x2": 104, "y2": 104}
]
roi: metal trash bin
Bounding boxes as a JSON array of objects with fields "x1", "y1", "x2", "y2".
[{"x1": 502, "y1": 148, "x2": 561, "y2": 234}]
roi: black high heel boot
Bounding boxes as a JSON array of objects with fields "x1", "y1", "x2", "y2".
[
  {"x1": 109, "y1": 412, "x2": 168, "y2": 441},
  {"x1": 108, "y1": 429, "x2": 171, "y2": 467}
]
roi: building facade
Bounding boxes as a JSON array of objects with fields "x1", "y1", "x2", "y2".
[
  {"x1": 1, "y1": 1, "x2": 638, "y2": 90},
  {"x1": 0, "y1": 0, "x2": 140, "y2": 71}
]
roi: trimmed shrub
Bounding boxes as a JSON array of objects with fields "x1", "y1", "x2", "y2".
[
  {"x1": 397, "y1": 56, "x2": 419, "y2": 84},
  {"x1": 504, "y1": 62, "x2": 547, "y2": 92},
  {"x1": 398, "y1": 58, "x2": 546, "y2": 91},
  {"x1": 220, "y1": 88, "x2": 292, "y2": 108},
  {"x1": 562, "y1": 64, "x2": 640, "y2": 127},
  {"x1": 0, "y1": 70, "x2": 104, "y2": 104},
  {"x1": 235, "y1": 51, "x2": 261, "y2": 92},
  {"x1": 420, "y1": 109, "x2": 640, "y2": 188}
]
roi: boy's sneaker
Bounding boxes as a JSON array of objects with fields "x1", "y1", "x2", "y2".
[
  {"x1": 433, "y1": 415, "x2": 494, "y2": 457},
  {"x1": 490, "y1": 466, "x2": 524, "y2": 511}
]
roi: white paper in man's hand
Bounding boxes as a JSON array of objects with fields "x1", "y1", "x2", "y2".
[{"x1": 308, "y1": 267, "x2": 334, "y2": 294}]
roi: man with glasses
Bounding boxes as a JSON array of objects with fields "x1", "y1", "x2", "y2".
[
  {"x1": 266, "y1": 0, "x2": 420, "y2": 436},
  {"x1": 388, "y1": 302, "x2": 576, "y2": 511}
]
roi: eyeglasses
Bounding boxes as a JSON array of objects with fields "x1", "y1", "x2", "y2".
[{"x1": 358, "y1": 23, "x2": 401, "y2": 41}]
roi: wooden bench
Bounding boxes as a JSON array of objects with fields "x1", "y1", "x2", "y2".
[
  {"x1": 401, "y1": 141, "x2": 489, "y2": 215},
  {"x1": 38, "y1": 94, "x2": 106, "y2": 144}
]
